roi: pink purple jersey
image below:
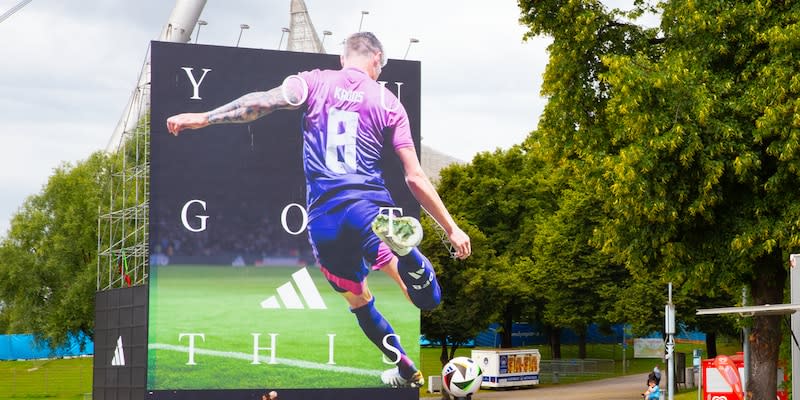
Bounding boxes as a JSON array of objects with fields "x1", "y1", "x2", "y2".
[{"x1": 297, "y1": 67, "x2": 414, "y2": 220}]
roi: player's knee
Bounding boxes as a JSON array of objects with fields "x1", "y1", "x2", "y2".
[{"x1": 344, "y1": 289, "x2": 373, "y2": 310}]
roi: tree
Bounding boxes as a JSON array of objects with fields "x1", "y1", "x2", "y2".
[
  {"x1": 435, "y1": 147, "x2": 548, "y2": 347},
  {"x1": 531, "y1": 185, "x2": 631, "y2": 359},
  {"x1": 516, "y1": 0, "x2": 653, "y2": 358},
  {"x1": 597, "y1": 2, "x2": 799, "y2": 397},
  {"x1": 0, "y1": 152, "x2": 110, "y2": 349},
  {"x1": 519, "y1": 0, "x2": 800, "y2": 398},
  {"x1": 420, "y1": 215, "x2": 496, "y2": 368}
]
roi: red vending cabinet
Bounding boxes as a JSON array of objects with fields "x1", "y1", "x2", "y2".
[{"x1": 701, "y1": 352, "x2": 787, "y2": 400}]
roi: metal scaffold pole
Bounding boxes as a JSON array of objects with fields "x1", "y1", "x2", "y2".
[{"x1": 97, "y1": 0, "x2": 207, "y2": 291}]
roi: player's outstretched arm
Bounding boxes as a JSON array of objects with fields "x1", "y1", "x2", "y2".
[
  {"x1": 395, "y1": 146, "x2": 471, "y2": 260},
  {"x1": 166, "y1": 77, "x2": 306, "y2": 136}
]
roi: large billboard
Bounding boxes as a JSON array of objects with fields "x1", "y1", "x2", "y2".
[{"x1": 148, "y1": 41, "x2": 421, "y2": 400}]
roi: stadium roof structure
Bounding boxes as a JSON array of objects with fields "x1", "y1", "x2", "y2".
[{"x1": 696, "y1": 303, "x2": 800, "y2": 317}]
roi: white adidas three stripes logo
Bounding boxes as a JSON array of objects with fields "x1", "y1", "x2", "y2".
[
  {"x1": 260, "y1": 267, "x2": 327, "y2": 309},
  {"x1": 111, "y1": 336, "x2": 125, "y2": 366}
]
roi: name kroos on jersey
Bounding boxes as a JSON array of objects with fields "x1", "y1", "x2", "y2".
[{"x1": 334, "y1": 87, "x2": 364, "y2": 103}]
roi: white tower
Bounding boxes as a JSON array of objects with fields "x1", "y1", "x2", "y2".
[{"x1": 287, "y1": 0, "x2": 325, "y2": 53}]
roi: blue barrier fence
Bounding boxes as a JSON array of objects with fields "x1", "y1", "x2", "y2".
[
  {"x1": 473, "y1": 323, "x2": 706, "y2": 348},
  {"x1": 0, "y1": 333, "x2": 93, "y2": 360}
]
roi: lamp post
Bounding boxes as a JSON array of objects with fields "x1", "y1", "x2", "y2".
[
  {"x1": 194, "y1": 20, "x2": 207, "y2": 44},
  {"x1": 665, "y1": 283, "x2": 676, "y2": 400},
  {"x1": 321, "y1": 30, "x2": 332, "y2": 47},
  {"x1": 358, "y1": 10, "x2": 369, "y2": 32},
  {"x1": 278, "y1": 27, "x2": 290, "y2": 50},
  {"x1": 236, "y1": 23, "x2": 249, "y2": 47},
  {"x1": 404, "y1": 37, "x2": 419, "y2": 59}
]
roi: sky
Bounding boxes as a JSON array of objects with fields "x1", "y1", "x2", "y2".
[{"x1": 0, "y1": 0, "x2": 647, "y2": 237}]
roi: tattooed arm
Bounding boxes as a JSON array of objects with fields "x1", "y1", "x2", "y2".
[{"x1": 166, "y1": 76, "x2": 306, "y2": 136}]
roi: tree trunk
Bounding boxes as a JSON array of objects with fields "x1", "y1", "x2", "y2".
[
  {"x1": 747, "y1": 252, "x2": 785, "y2": 400},
  {"x1": 449, "y1": 344, "x2": 460, "y2": 361},
  {"x1": 578, "y1": 331, "x2": 587, "y2": 359},
  {"x1": 705, "y1": 331, "x2": 717, "y2": 359},
  {"x1": 501, "y1": 308, "x2": 514, "y2": 348},
  {"x1": 440, "y1": 340, "x2": 449, "y2": 366},
  {"x1": 440, "y1": 340, "x2": 453, "y2": 399},
  {"x1": 550, "y1": 327, "x2": 562, "y2": 359}
]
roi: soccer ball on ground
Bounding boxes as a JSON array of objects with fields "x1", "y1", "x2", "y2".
[{"x1": 442, "y1": 356, "x2": 483, "y2": 398}]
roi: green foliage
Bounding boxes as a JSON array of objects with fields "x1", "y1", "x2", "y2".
[
  {"x1": 0, "y1": 110, "x2": 148, "y2": 347},
  {"x1": 531, "y1": 186, "x2": 630, "y2": 336},
  {"x1": 515, "y1": 0, "x2": 661, "y2": 344},
  {"x1": 419, "y1": 214, "x2": 498, "y2": 364},
  {"x1": 518, "y1": 0, "x2": 800, "y2": 398},
  {"x1": 434, "y1": 147, "x2": 548, "y2": 347},
  {"x1": 437, "y1": 146, "x2": 548, "y2": 257},
  {"x1": 0, "y1": 152, "x2": 111, "y2": 348}
]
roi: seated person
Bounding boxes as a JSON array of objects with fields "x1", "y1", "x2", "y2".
[{"x1": 642, "y1": 379, "x2": 660, "y2": 400}]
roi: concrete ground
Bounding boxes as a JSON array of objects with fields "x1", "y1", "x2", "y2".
[{"x1": 432, "y1": 373, "x2": 649, "y2": 400}]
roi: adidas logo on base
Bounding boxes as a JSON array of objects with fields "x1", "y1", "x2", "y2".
[
  {"x1": 261, "y1": 267, "x2": 327, "y2": 309},
  {"x1": 111, "y1": 336, "x2": 125, "y2": 366}
]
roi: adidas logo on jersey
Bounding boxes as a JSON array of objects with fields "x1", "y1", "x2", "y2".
[{"x1": 260, "y1": 267, "x2": 327, "y2": 309}]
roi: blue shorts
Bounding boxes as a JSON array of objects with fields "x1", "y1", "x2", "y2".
[{"x1": 307, "y1": 200, "x2": 395, "y2": 295}]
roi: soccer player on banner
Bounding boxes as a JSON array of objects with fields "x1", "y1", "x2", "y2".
[{"x1": 166, "y1": 32, "x2": 471, "y2": 388}]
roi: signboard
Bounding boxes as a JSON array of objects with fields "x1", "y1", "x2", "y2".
[
  {"x1": 633, "y1": 338, "x2": 664, "y2": 359},
  {"x1": 148, "y1": 41, "x2": 422, "y2": 400},
  {"x1": 701, "y1": 354, "x2": 788, "y2": 400},
  {"x1": 471, "y1": 349, "x2": 540, "y2": 388}
]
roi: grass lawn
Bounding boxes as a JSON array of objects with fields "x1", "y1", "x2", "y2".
[
  {"x1": 2, "y1": 287, "x2": 745, "y2": 400},
  {"x1": 149, "y1": 265, "x2": 419, "y2": 389},
  {"x1": 0, "y1": 356, "x2": 92, "y2": 400},
  {"x1": 0, "y1": 339, "x2": 742, "y2": 399}
]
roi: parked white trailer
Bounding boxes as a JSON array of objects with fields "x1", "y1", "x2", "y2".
[{"x1": 471, "y1": 349, "x2": 541, "y2": 388}]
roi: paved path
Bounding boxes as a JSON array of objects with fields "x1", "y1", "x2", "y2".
[{"x1": 455, "y1": 373, "x2": 648, "y2": 400}]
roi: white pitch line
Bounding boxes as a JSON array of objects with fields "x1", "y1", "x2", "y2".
[{"x1": 150, "y1": 343, "x2": 382, "y2": 377}]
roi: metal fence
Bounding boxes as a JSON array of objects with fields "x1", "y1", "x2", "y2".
[
  {"x1": 539, "y1": 358, "x2": 616, "y2": 383},
  {"x1": 0, "y1": 359, "x2": 92, "y2": 398}
]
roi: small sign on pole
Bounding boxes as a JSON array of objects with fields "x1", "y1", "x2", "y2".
[{"x1": 665, "y1": 303, "x2": 676, "y2": 335}]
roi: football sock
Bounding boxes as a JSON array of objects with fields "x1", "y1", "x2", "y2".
[
  {"x1": 397, "y1": 248, "x2": 441, "y2": 310},
  {"x1": 352, "y1": 297, "x2": 417, "y2": 378}
]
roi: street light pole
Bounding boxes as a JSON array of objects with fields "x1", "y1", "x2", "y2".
[
  {"x1": 278, "y1": 27, "x2": 290, "y2": 50},
  {"x1": 321, "y1": 30, "x2": 332, "y2": 47},
  {"x1": 236, "y1": 23, "x2": 249, "y2": 47},
  {"x1": 404, "y1": 37, "x2": 419, "y2": 59},
  {"x1": 666, "y1": 283, "x2": 676, "y2": 400},
  {"x1": 358, "y1": 10, "x2": 369, "y2": 32},
  {"x1": 742, "y1": 287, "x2": 749, "y2": 395},
  {"x1": 194, "y1": 19, "x2": 207, "y2": 44}
]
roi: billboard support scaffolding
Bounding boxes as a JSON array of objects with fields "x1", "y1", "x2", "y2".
[
  {"x1": 97, "y1": 0, "x2": 207, "y2": 291},
  {"x1": 96, "y1": 56, "x2": 151, "y2": 290}
]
